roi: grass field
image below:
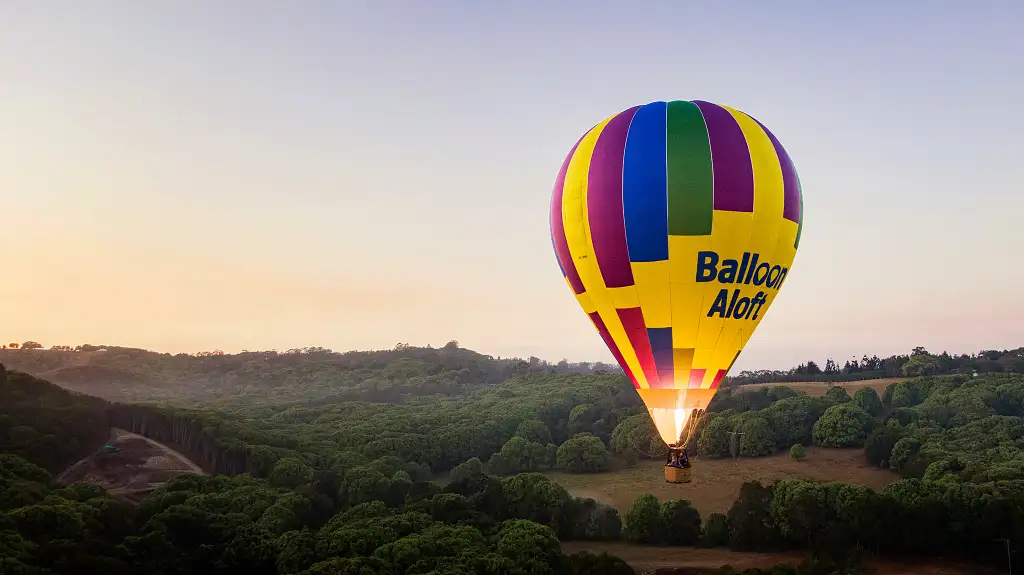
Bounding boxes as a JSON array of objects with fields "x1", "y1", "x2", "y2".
[
  {"x1": 544, "y1": 447, "x2": 898, "y2": 517},
  {"x1": 561, "y1": 541, "x2": 1001, "y2": 574},
  {"x1": 735, "y1": 377, "x2": 908, "y2": 397}
]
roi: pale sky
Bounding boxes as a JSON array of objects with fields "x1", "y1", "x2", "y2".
[{"x1": 1, "y1": 1, "x2": 1022, "y2": 371}]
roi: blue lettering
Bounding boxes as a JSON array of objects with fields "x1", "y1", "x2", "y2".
[
  {"x1": 752, "y1": 263, "x2": 771, "y2": 286},
  {"x1": 696, "y1": 251, "x2": 718, "y2": 282},
  {"x1": 706, "y1": 288, "x2": 729, "y2": 317}
]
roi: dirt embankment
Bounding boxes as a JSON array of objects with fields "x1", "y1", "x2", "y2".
[{"x1": 58, "y1": 428, "x2": 204, "y2": 501}]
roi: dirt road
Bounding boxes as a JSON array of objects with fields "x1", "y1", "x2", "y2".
[{"x1": 56, "y1": 428, "x2": 205, "y2": 490}]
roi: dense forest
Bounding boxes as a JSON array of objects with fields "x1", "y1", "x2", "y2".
[
  {"x1": 2, "y1": 342, "x2": 1024, "y2": 574},
  {"x1": 0, "y1": 365, "x2": 110, "y2": 472}
]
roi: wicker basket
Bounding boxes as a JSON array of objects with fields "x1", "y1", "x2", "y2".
[{"x1": 664, "y1": 465, "x2": 692, "y2": 484}]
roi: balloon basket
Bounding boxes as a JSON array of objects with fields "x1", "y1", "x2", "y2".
[
  {"x1": 664, "y1": 444, "x2": 692, "y2": 484},
  {"x1": 665, "y1": 465, "x2": 691, "y2": 484}
]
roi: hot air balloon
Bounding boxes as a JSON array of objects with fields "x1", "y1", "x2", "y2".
[{"x1": 549, "y1": 100, "x2": 803, "y2": 484}]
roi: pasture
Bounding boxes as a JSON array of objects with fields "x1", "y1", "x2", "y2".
[{"x1": 544, "y1": 446, "x2": 898, "y2": 517}]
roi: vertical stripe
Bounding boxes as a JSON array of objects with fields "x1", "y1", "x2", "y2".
[
  {"x1": 565, "y1": 116, "x2": 650, "y2": 388},
  {"x1": 666, "y1": 101, "x2": 714, "y2": 236},
  {"x1": 705, "y1": 107, "x2": 786, "y2": 384},
  {"x1": 551, "y1": 236, "x2": 566, "y2": 276},
  {"x1": 617, "y1": 307, "x2": 659, "y2": 387},
  {"x1": 589, "y1": 311, "x2": 638, "y2": 388},
  {"x1": 693, "y1": 100, "x2": 755, "y2": 213},
  {"x1": 623, "y1": 102, "x2": 669, "y2": 261},
  {"x1": 588, "y1": 106, "x2": 640, "y2": 288},
  {"x1": 794, "y1": 183, "x2": 804, "y2": 249},
  {"x1": 648, "y1": 327, "x2": 674, "y2": 386},
  {"x1": 748, "y1": 115, "x2": 801, "y2": 224},
  {"x1": 551, "y1": 137, "x2": 585, "y2": 294}
]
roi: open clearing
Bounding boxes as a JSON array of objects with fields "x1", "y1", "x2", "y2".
[
  {"x1": 58, "y1": 428, "x2": 204, "y2": 501},
  {"x1": 544, "y1": 447, "x2": 898, "y2": 517},
  {"x1": 735, "y1": 377, "x2": 907, "y2": 397},
  {"x1": 562, "y1": 542, "x2": 1002, "y2": 575}
]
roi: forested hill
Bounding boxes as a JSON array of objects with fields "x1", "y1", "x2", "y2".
[
  {"x1": 0, "y1": 342, "x2": 622, "y2": 405},
  {"x1": 2, "y1": 340, "x2": 1021, "y2": 406},
  {"x1": 0, "y1": 364, "x2": 110, "y2": 472}
]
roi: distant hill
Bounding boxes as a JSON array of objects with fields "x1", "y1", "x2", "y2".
[
  {"x1": 0, "y1": 342, "x2": 622, "y2": 406},
  {"x1": 1, "y1": 341, "x2": 1020, "y2": 405}
]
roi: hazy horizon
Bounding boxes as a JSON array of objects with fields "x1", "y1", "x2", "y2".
[{"x1": 2, "y1": 2, "x2": 1022, "y2": 371}]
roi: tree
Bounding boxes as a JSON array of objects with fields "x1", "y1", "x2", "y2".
[
  {"x1": 514, "y1": 420, "x2": 553, "y2": 446},
  {"x1": 726, "y1": 481, "x2": 778, "y2": 551},
  {"x1": 864, "y1": 423, "x2": 902, "y2": 467},
  {"x1": 823, "y1": 386, "x2": 851, "y2": 404},
  {"x1": 852, "y1": 387, "x2": 883, "y2": 416},
  {"x1": 902, "y1": 354, "x2": 941, "y2": 377},
  {"x1": 737, "y1": 415, "x2": 776, "y2": 457},
  {"x1": 623, "y1": 493, "x2": 664, "y2": 544},
  {"x1": 812, "y1": 404, "x2": 874, "y2": 448},
  {"x1": 696, "y1": 414, "x2": 734, "y2": 458},
  {"x1": 789, "y1": 444, "x2": 806, "y2": 461},
  {"x1": 610, "y1": 414, "x2": 659, "y2": 462},
  {"x1": 450, "y1": 457, "x2": 483, "y2": 483},
  {"x1": 556, "y1": 435, "x2": 611, "y2": 473},
  {"x1": 660, "y1": 499, "x2": 701, "y2": 545},
  {"x1": 19, "y1": 342, "x2": 42, "y2": 350},
  {"x1": 698, "y1": 512, "x2": 730, "y2": 547}
]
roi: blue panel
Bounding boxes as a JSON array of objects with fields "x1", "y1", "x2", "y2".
[
  {"x1": 622, "y1": 101, "x2": 669, "y2": 262},
  {"x1": 647, "y1": 327, "x2": 674, "y2": 375}
]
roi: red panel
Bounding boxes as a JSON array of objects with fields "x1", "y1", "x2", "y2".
[
  {"x1": 710, "y1": 369, "x2": 728, "y2": 389},
  {"x1": 688, "y1": 369, "x2": 707, "y2": 389},
  {"x1": 617, "y1": 307, "x2": 661, "y2": 388}
]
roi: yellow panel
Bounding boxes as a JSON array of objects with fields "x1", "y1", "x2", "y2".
[
  {"x1": 574, "y1": 292, "x2": 598, "y2": 315},
  {"x1": 631, "y1": 260, "x2": 671, "y2": 328},
  {"x1": 561, "y1": 114, "x2": 650, "y2": 389},
  {"x1": 607, "y1": 285, "x2": 641, "y2": 309},
  {"x1": 674, "y1": 348, "x2": 694, "y2": 371},
  {"x1": 692, "y1": 210, "x2": 753, "y2": 369},
  {"x1": 707, "y1": 108, "x2": 787, "y2": 384},
  {"x1": 724, "y1": 106, "x2": 785, "y2": 257},
  {"x1": 667, "y1": 235, "x2": 711, "y2": 350}
]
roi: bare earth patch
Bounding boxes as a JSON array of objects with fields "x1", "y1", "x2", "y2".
[
  {"x1": 58, "y1": 429, "x2": 203, "y2": 501},
  {"x1": 544, "y1": 447, "x2": 898, "y2": 517}
]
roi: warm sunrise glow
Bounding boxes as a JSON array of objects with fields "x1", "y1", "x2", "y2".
[{"x1": 647, "y1": 407, "x2": 695, "y2": 446}]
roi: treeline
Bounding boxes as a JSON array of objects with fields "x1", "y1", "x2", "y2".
[
  {"x1": 0, "y1": 342, "x2": 621, "y2": 405},
  {"x1": 677, "y1": 373, "x2": 1024, "y2": 486},
  {"x1": 0, "y1": 365, "x2": 110, "y2": 472},
  {"x1": 728, "y1": 346, "x2": 1024, "y2": 385},
  {"x1": 621, "y1": 473, "x2": 1024, "y2": 569}
]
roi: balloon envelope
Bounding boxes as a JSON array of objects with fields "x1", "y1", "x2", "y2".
[{"x1": 549, "y1": 100, "x2": 804, "y2": 445}]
